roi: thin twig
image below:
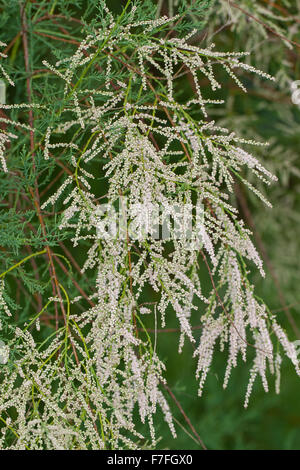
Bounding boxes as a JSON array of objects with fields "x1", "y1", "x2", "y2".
[
  {"x1": 20, "y1": 2, "x2": 80, "y2": 364},
  {"x1": 163, "y1": 383, "x2": 207, "y2": 450},
  {"x1": 228, "y1": 1, "x2": 300, "y2": 48}
]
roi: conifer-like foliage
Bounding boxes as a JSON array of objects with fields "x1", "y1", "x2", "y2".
[{"x1": 0, "y1": 0, "x2": 300, "y2": 450}]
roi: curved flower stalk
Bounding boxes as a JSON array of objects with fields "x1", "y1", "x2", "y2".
[{"x1": 0, "y1": 41, "x2": 15, "y2": 173}]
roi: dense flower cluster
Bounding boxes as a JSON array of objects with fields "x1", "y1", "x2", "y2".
[{"x1": 0, "y1": 1, "x2": 299, "y2": 450}]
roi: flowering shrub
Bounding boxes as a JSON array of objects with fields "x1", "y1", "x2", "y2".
[{"x1": 0, "y1": 0, "x2": 299, "y2": 450}]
